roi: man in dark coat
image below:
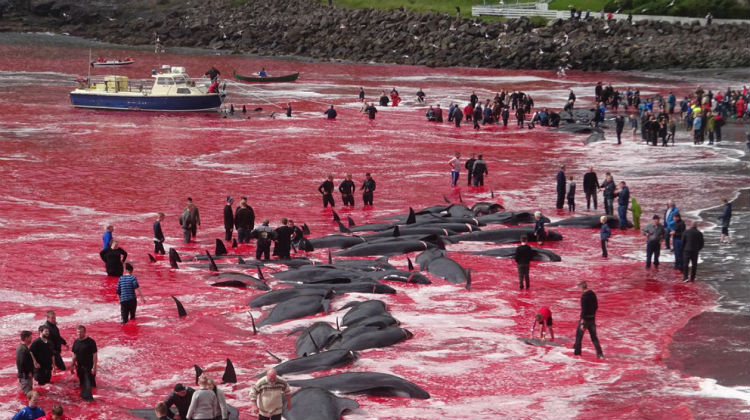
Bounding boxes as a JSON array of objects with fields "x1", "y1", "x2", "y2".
[
  {"x1": 234, "y1": 198, "x2": 255, "y2": 244},
  {"x1": 472, "y1": 155, "x2": 488, "y2": 187},
  {"x1": 223, "y1": 196, "x2": 234, "y2": 241},
  {"x1": 583, "y1": 167, "x2": 599, "y2": 210},
  {"x1": 681, "y1": 221, "x2": 704, "y2": 282},
  {"x1": 573, "y1": 281, "x2": 604, "y2": 358},
  {"x1": 615, "y1": 114, "x2": 625, "y2": 144},
  {"x1": 556, "y1": 165, "x2": 566, "y2": 209},
  {"x1": 274, "y1": 218, "x2": 294, "y2": 260},
  {"x1": 514, "y1": 235, "x2": 533, "y2": 290},
  {"x1": 465, "y1": 153, "x2": 476, "y2": 186},
  {"x1": 44, "y1": 311, "x2": 67, "y2": 371},
  {"x1": 473, "y1": 104, "x2": 482, "y2": 129}
]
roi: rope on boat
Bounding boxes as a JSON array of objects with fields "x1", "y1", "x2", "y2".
[{"x1": 224, "y1": 81, "x2": 283, "y2": 109}]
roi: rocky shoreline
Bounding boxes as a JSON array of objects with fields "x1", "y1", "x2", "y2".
[{"x1": 2, "y1": 0, "x2": 750, "y2": 70}]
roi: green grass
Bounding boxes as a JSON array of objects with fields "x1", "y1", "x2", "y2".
[
  {"x1": 319, "y1": 0, "x2": 538, "y2": 16},
  {"x1": 548, "y1": 0, "x2": 608, "y2": 11}
]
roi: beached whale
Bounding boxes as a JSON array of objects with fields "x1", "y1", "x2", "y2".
[
  {"x1": 282, "y1": 388, "x2": 358, "y2": 420},
  {"x1": 257, "y1": 292, "x2": 333, "y2": 328},
  {"x1": 328, "y1": 326, "x2": 412, "y2": 351},
  {"x1": 448, "y1": 227, "x2": 562, "y2": 244},
  {"x1": 250, "y1": 288, "x2": 332, "y2": 308},
  {"x1": 290, "y1": 321, "x2": 341, "y2": 356},
  {"x1": 287, "y1": 372, "x2": 430, "y2": 399},
  {"x1": 309, "y1": 235, "x2": 366, "y2": 249},
  {"x1": 548, "y1": 214, "x2": 632, "y2": 229},
  {"x1": 340, "y1": 300, "x2": 388, "y2": 327},
  {"x1": 259, "y1": 349, "x2": 358, "y2": 378}
]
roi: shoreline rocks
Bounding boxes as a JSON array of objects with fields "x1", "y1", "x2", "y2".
[{"x1": 1, "y1": 0, "x2": 749, "y2": 70}]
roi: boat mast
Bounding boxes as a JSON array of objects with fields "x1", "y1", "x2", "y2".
[{"x1": 87, "y1": 48, "x2": 91, "y2": 82}]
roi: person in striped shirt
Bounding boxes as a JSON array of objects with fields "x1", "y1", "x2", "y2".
[
  {"x1": 116, "y1": 263, "x2": 144, "y2": 324},
  {"x1": 249, "y1": 369, "x2": 291, "y2": 420}
]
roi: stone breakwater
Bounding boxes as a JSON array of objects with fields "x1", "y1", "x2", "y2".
[{"x1": 3, "y1": 0, "x2": 750, "y2": 70}]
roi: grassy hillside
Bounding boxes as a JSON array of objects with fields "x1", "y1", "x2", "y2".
[{"x1": 308, "y1": 0, "x2": 749, "y2": 19}]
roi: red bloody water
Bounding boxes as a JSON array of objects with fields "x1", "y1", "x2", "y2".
[{"x1": 0, "y1": 34, "x2": 748, "y2": 419}]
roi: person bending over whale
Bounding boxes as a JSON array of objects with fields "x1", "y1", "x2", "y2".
[
  {"x1": 530, "y1": 306, "x2": 555, "y2": 341},
  {"x1": 100, "y1": 240, "x2": 127, "y2": 277}
]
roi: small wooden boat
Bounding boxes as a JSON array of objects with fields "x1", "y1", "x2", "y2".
[
  {"x1": 91, "y1": 58, "x2": 135, "y2": 67},
  {"x1": 233, "y1": 70, "x2": 299, "y2": 83}
]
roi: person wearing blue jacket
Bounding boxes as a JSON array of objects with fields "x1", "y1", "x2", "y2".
[
  {"x1": 600, "y1": 216, "x2": 611, "y2": 258},
  {"x1": 719, "y1": 198, "x2": 732, "y2": 244},
  {"x1": 12, "y1": 391, "x2": 44, "y2": 420},
  {"x1": 664, "y1": 200, "x2": 680, "y2": 249},
  {"x1": 615, "y1": 181, "x2": 630, "y2": 229},
  {"x1": 102, "y1": 225, "x2": 113, "y2": 250}
]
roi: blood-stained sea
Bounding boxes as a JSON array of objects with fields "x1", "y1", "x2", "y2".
[{"x1": 0, "y1": 33, "x2": 748, "y2": 420}]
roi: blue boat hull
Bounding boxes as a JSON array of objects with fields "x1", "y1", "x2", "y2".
[{"x1": 70, "y1": 92, "x2": 223, "y2": 112}]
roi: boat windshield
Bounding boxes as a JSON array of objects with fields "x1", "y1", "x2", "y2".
[
  {"x1": 172, "y1": 76, "x2": 187, "y2": 84},
  {"x1": 156, "y1": 77, "x2": 175, "y2": 85}
]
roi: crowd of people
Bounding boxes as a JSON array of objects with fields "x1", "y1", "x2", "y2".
[
  {"x1": 318, "y1": 172, "x2": 376, "y2": 208},
  {"x1": 14, "y1": 318, "x2": 98, "y2": 416},
  {"x1": 13, "y1": 75, "x2": 744, "y2": 417}
]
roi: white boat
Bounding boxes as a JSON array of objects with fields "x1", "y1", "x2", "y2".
[
  {"x1": 90, "y1": 58, "x2": 135, "y2": 67},
  {"x1": 70, "y1": 65, "x2": 225, "y2": 112}
]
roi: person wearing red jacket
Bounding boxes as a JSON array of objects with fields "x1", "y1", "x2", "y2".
[
  {"x1": 34, "y1": 404, "x2": 69, "y2": 420},
  {"x1": 530, "y1": 306, "x2": 555, "y2": 341}
]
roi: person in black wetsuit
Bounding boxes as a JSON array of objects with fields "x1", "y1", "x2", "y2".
[
  {"x1": 274, "y1": 218, "x2": 294, "y2": 260},
  {"x1": 339, "y1": 174, "x2": 355, "y2": 207},
  {"x1": 44, "y1": 310, "x2": 67, "y2": 371},
  {"x1": 361, "y1": 173, "x2": 376, "y2": 206},
  {"x1": 285, "y1": 102, "x2": 292, "y2": 118},
  {"x1": 223, "y1": 197, "x2": 234, "y2": 242},
  {"x1": 99, "y1": 240, "x2": 127, "y2": 277},
  {"x1": 318, "y1": 174, "x2": 335, "y2": 208},
  {"x1": 514, "y1": 235, "x2": 534, "y2": 290},
  {"x1": 573, "y1": 281, "x2": 604, "y2": 358}
]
